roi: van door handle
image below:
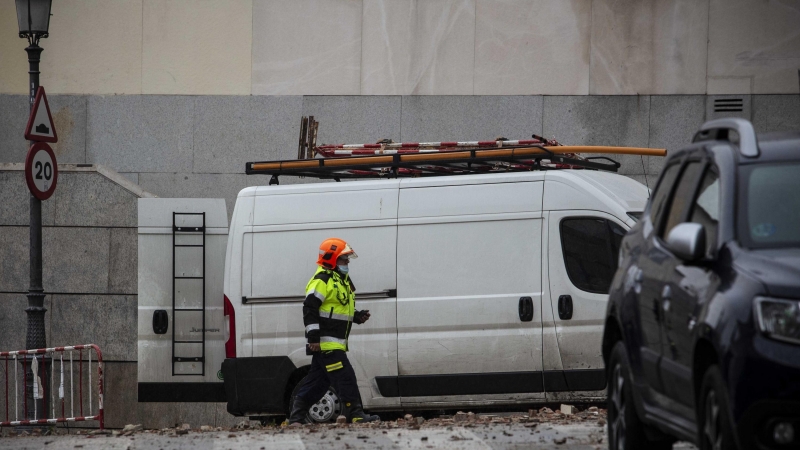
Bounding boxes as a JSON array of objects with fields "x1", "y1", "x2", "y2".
[
  {"x1": 153, "y1": 310, "x2": 169, "y2": 334},
  {"x1": 558, "y1": 295, "x2": 573, "y2": 320},
  {"x1": 518, "y1": 297, "x2": 533, "y2": 322}
]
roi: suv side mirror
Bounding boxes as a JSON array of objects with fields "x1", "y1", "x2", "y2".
[{"x1": 666, "y1": 223, "x2": 706, "y2": 262}]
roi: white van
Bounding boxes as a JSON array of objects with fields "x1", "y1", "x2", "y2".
[{"x1": 214, "y1": 170, "x2": 647, "y2": 420}]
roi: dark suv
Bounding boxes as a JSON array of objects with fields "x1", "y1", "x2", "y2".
[{"x1": 602, "y1": 118, "x2": 800, "y2": 450}]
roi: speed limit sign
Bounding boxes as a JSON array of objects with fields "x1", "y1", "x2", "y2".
[{"x1": 25, "y1": 142, "x2": 58, "y2": 200}]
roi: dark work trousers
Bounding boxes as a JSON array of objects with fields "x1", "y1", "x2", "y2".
[{"x1": 295, "y1": 349, "x2": 360, "y2": 404}]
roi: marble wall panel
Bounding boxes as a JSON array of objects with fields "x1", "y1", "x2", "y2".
[
  {"x1": 108, "y1": 228, "x2": 138, "y2": 295},
  {"x1": 54, "y1": 172, "x2": 139, "y2": 227},
  {"x1": 192, "y1": 96, "x2": 302, "y2": 174},
  {"x1": 753, "y1": 95, "x2": 800, "y2": 133},
  {"x1": 41, "y1": 0, "x2": 143, "y2": 94},
  {"x1": 138, "y1": 173, "x2": 245, "y2": 221},
  {"x1": 50, "y1": 295, "x2": 137, "y2": 361},
  {"x1": 302, "y1": 96, "x2": 402, "y2": 145},
  {"x1": 0, "y1": 171, "x2": 56, "y2": 227},
  {"x1": 142, "y1": 0, "x2": 252, "y2": 95},
  {"x1": 361, "y1": 0, "x2": 476, "y2": 95},
  {"x1": 0, "y1": 294, "x2": 52, "y2": 351},
  {"x1": 474, "y1": 0, "x2": 590, "y2": 95},
  {"x1": 0, "y1": 227, "x2": 29, "y2": 293},
  {"x1": 400, "y1": 96, "x2": 543, "y2": 141},
  {"x1": 0, "y1": 95, "x2": 33, "y2": 163},
  {"x1": 86, "y1": 96, "x2": 194, "y2": 173},
  {"x1": 542, "y1": 96, "x2": 650, "y2": 175},
  {"x1": 0, "y1": 1, "x2": 27, "y2": 94},
  {"x1": 0, "y1": 95, "x2": 87, "y2": 164},
  {"x1": 590, "y1": 0, "x2": 709, "y2": 95},
  {"x1": 648, "y1": 95, "x2": 706, "y2": 175},
  {"x1": 708, "y1": 0, "x2": 800, "y2": 94},
  {"x1": 43, "y1": 227, "x2": 110, "y2": 294},
  {"x1": 252, "y1": 0, "x2": 362, "y2": 95}
]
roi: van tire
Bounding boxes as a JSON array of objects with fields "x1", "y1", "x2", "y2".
[
  {"x1": 289, "y1": 376, "x2": 342, "y2": 423},
  {"x1": 607, "y1": 341, "x2": 673, "y2": 450}
]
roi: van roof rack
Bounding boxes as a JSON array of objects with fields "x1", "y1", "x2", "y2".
[{"x1": 246, "y1": 117, "x2": 667, "y2": 182}]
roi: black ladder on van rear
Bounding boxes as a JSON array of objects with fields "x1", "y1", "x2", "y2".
[{"x1": 172, "y1": 212, "x2": 205, "y2": 376}]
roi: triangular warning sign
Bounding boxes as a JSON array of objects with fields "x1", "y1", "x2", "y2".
[{"x1": 24, "y1": 86, "x2": 58, "y2": 143}]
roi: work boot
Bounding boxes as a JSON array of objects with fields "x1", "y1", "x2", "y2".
[
  {"x1": 343, "y1": 400, "x2": 380, "y2": 423},
  {"x1": 287, "y1": 397, "x2": 311, "y2": 425}
]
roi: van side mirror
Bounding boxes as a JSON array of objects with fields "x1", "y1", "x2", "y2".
[{"x1": 666, "y1": 223, "x2": 706, "y2": 262}]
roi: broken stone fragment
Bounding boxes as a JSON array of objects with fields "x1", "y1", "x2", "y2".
[
  {"x1": 454, "y1": 412, "x2": 468, "y2": 422},
  {"x1": 200, "y1": 425, "x2": 213, "y2": 432},
  {"x1": 404, "y1": 414, "x2": 413, "y2": 421},
  {"x1": 560, "y1": 404, "x2": 576, "y2": 415},
  {"x1": 179, "y1": 423, "x2": 191, "y2": 430},
  {"x1": 336, "y1": 415, "x2": 347, "y2": 425},
  {"x1": 122, "y1": 424, "x2": 142, "y2": 433},
  {"x1": 539, "y1": 407, "x2": 553, "y2": 414}
]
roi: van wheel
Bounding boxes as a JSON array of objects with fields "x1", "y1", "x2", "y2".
[
  {"x1": 698, "y1": 366, "x2": 736, "y2": 450},
  {"x1": 607, "y1": 341, "x2": 672, "y2": 450},
  {"x1": 290, "y1": 377, "x2": 342, "y2": 423}
]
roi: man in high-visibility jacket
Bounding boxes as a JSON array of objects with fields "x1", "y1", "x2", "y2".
[{"x1": 288, "y1": 238, "x2": 380, "y2": 425}]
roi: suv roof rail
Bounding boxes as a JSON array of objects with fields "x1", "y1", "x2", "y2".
[{"x1": 693, "y1": 118, "x2": 759, "y2": 158}]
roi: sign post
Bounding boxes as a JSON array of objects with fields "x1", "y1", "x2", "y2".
[{"x1": 23, "y1": 86, "x2": 57, "y2": 422}]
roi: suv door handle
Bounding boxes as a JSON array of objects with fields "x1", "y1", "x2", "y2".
[
  {"x1": 558, "y1": 295, "x2": 573, "y2": 320},
  {"x1": 518, "y1": 297, "x2": 533, "y2": 322}
]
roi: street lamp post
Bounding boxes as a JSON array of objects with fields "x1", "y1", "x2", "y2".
[{"x1": 15, "y1": 0, "x2": 52, "y2": 421}]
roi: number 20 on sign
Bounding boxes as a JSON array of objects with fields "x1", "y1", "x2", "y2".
[{"x1": 25, "y1": 142, "x2": 58, "y2": 200}]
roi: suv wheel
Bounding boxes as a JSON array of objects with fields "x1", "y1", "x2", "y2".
[
  {"x1": 607, "y1": 341, "x2": 672, "y2": 450},
  {"x1": 698, "y1": 366, "x2": 736, "y2": 450}
]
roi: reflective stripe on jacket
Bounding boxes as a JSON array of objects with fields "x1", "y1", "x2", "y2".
[{"x1": 303, "y1": 266, "x2": 356, "y2": 351}]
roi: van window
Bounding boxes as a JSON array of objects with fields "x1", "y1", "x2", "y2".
[{"x1": 560, "y1": 218, "x2": 626, "y2": 294}]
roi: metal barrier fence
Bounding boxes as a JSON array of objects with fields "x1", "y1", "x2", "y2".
[{"x1": 0, "y1": 344, "x2": 103, "y2": 429}]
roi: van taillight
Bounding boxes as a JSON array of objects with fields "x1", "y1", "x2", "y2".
[{"x1": 223, "y1": 295, "x2": 236, "y2": 358}]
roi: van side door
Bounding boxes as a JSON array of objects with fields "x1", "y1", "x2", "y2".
[
  {"x1": 392, "y1": 180, "x2": 545, "y2": 407},
  {"x1": 546, "y1": 210, "x2": 626, "y2": 394}
]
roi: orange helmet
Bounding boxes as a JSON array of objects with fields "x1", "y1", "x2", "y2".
[{"x1": 317, "y1": 238, "x2": 358, "y2": 269}]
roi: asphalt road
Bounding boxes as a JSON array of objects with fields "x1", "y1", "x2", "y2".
[
  {"x1": 0, "y1": 409, "x2": 697, "y2": 449},
  {"x1": 0, "y1": 424, "x2": 699, "y2": 450}
]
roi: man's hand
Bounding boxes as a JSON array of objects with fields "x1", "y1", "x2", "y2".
[
  {"x1": 307, "y1": 343, "x2": 321, "y2": 352},
  {"x1": 354, "y1": 310, "x2": 371, "y2": 324}
]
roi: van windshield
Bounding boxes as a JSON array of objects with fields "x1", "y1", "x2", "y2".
[{"x1": 739, "y1": 162, "x2": 800, "y2": 249}]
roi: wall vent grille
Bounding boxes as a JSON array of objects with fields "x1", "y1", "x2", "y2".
[{"x1": 714, "y1": 98, "x2": 744, "y2": 112}]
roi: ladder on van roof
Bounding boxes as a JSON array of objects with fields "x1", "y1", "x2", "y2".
[
  {"x1": 172, "y1": 212, "x2": 206, "y2": 377},
  {"x1": 245, "y1": 117, "x2": 667, "y2": 182}
]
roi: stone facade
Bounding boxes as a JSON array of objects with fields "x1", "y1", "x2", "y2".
[{"x1": 1, "y1": 0, "x2": 798, "y2": 96}]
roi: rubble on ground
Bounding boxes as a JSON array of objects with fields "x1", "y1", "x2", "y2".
[{"x1": 0, "y1": 404, "x2": 608, "y2": 438}]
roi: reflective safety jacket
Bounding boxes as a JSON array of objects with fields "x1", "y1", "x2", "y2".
[{"x1": 303, "y1": 266, "x2": 358, "y2": 351}]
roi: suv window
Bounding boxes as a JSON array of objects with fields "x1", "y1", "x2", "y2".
[
  {"x1": 662, "y1": 162, "x2": 704, "y2": 240},
  {"x1": 561, "y1": 218, "x2": 627, "y2": 294},
  {"x1": 740, "y1": 162, "x2": 800, "y2": 248},
  {"x1": 690, "y1": 168, "x2": 720, "y2": 256},
  {"x1": 648, "y1": 163, "x2": 681, "y2": 229}
]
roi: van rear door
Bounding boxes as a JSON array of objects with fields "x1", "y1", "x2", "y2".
[{"x1": 137, "y1": 198, "x2": 228, "y2": 402}]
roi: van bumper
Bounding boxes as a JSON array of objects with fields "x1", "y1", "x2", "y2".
[{"x1": 222, "y1": 357, "x2": 297, "y2": 417}]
